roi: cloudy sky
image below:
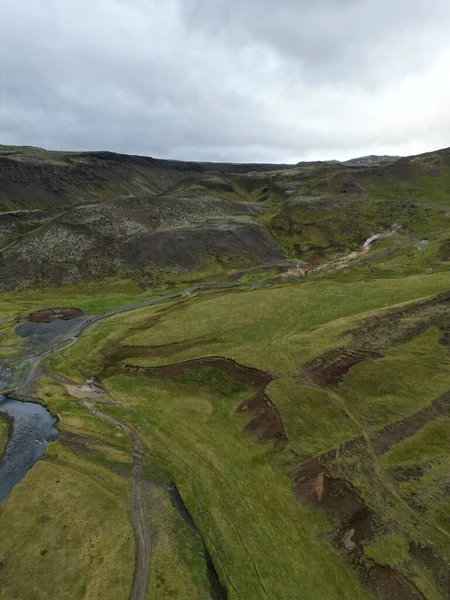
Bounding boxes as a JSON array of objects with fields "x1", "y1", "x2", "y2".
[{"x1": 1, "y1": 0, "x2": 450, "y2": 163}]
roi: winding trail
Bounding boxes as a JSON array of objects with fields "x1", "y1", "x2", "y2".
[
  {"x1": 37, "y1": 363, "x2": 152, "y2": 600},
  {"x1": 83, "y1": 399, "x2": 150, "y2": 600}
]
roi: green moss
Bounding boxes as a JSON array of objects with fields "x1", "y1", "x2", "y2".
[
  {"x1": 0, "y1": 414, "x2": 10, "y2": 461},
  {"x1": 364, "y1": 533, "x2": 410, "y2": 567},
  {"x1": 177, "y1": 367, "x2": 249, "y2": 397},
  {"x1": 102, "y1": 374, "x2": 368, "y2": 600},
  {"x1": 383, "y1": 417, "x2": 450, "y2": 466}
]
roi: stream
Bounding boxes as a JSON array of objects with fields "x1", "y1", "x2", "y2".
[
  {"x1": 168, "y1": 485, "x2": 228, "y2": 600},
  {"x1": 0, "y1": 395, "x2": 58, "y2": 502}
]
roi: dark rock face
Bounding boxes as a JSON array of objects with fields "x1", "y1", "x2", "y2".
[
  {"x1": 0, "y1": 192, "x2": 283, "y2": 289},
  {"x1": 126, "y1": 222, "x2": 282, "y2": 271},
  {"x1": 1, "y1": 143, "x2": 450, "y2": 290},
  {"x1": 0, "y1": 146, "x2": 293, "y2": 211}
]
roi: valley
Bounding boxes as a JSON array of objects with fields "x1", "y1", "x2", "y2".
[{"x1": 0, "y1": 145, "x2": 450, "y2": 599}]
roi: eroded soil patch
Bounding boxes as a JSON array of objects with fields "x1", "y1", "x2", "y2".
[
  {"x1": 26, "y1": 307, "x2": 84, "y2": 323},
  {"x1": 110, "y1": 337, "x2": 218, "y2": 362},
  {"x1": 58, "y1": 430, "x2": 120, "y2": 455},
  {"x1": 304, "y1": 290, "x2": 450, "y2": 387},
  {"x1": 122, "y1": 357, "x2": 287, "y2": 447},
  {"x1": 304, "y1": 349, "x2": 382, "y2": 387},
  {"x1": 292, "y1": 459, "x2": 425, "y2": 600}
]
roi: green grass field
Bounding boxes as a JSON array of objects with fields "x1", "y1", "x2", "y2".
[
  {"x1": 36, "y1": 267, "x2": 450, "y2": 599},
  {"x1": 0, "y1": 416, "x2": 9, "y2": 461},
  {"x1": 3, "y1": 142, "x2": 450, "y2": 599}
]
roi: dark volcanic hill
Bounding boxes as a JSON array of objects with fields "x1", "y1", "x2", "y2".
[
  {"x1": 0, "y1": 145, "x2": 294, "y2": 211},
  {"x1": 1, "y1": 144, "x2": 450, "y2": 290}
]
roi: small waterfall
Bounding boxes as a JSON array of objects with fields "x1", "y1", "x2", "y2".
[
  {"x1": 363, "y1": 233, "x2": 382, "y2": 248},
  {"x1": 363, "y1": 224, "x2": 400, "y2": 248}
]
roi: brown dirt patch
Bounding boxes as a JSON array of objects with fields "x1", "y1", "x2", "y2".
[
  {"x1": 58, "y1": 431, "x2": 127, "y2": 455},
  {"x1": 303, "y1": 290, "x2": 450, "y2": 388},
  {"x1": 58, "y1": 431, "x2": 106, "y2": 454},
  {"x1": 291, "y1": 453, "x2": 426, "y2": 600},
  {"x1": 123, "y1": 357, "x2": 271, "y2": 388},
  {"x1": 122, "y1": 357, "x2": 287, "y2": 447},
  {"x1": 26, "y1": 307, "x2": 83, "y2": 323},
  {"x1": 64, "y1": 384, "x2": 102, "y2": 399},
  {"x1": 365, "y1": 564, "x2": 425, "y2": 599},
  {"x1": 236, "y1": 390, "x2": 287, "y2": 448},
  {"x1": 409, "y1": 543, "x2": 450, "y2": 596},
  {"x1": 279, "y1": 266, "x2": 311, "y2": 279},
  {"x1": 387, "y1": 464, "x2": 428, "y2": 483},
  {"x1": 304, "y1": 349, "x2": 382, "y2": 387},
  {"x1": 292, "y1": 456, "x2": 365, "y2": 519}
]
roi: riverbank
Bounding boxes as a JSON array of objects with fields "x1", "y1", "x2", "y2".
[
  {"x1": 0, "y1": 412, "x2": 10, "y2": 461},
  {"x1": 0, "y1": 396, "x2": 58, "y2": 502}
]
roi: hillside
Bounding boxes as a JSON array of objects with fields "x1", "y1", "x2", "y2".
[
  {"x1": 1, "y1": 145, "x2": 450, "y2": 290},
  {"x1": 342, "y1": 155, "x2": 400, "y2": 166},
  {"x1": 0, "y1": 144, "x2": 450, "y2": 600}
]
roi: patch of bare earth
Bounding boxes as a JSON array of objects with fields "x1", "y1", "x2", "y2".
[
  {"x1": 304, "y1": 290, "x2": 450, "y2": 388},
  {"x1": 279, "y1": 244, "x2": 371, "y2": 279},
  {"x1": 370, "y1": 390, "x2": 450, "y2": 456},
  {"x1": 26, "y1": 307, "x2": 83, "y2": 322},
  {"x1": 304, "y1": 349, "x2": 382, "y2": 387},
  {"x1": 58, "y1": 431, "x2": 123, "y2": 455},
  {"x1": 291, "y1": 459, "x2": 425, "y2": 599},
  {"x1": 109, "y1": 337, "x2": 218, "y2": 362},
  {"x1": 122, "y1": 357, "x2": 288, "y2": 448},
  {"x1": 289, "y1": 383, "x2": 450, "y2": 598},
  {"x1": 64, "y1": 384, "x2": 102, "y2": 399}
]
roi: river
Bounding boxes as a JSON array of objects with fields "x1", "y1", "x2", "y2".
[{"x1": 0, "y1": 396, "x2": 58, "y2": 502}]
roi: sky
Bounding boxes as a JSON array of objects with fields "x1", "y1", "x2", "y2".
[{"x1": 1, "y1": 0, "x2": 450, "y2": 163}]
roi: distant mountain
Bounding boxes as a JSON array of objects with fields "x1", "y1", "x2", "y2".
[
  {"x1": 342, "y1": 154, "x2": 400, "y2": 166},
  {"x1": 1, "y1": 143, "x2": 450, "y2": 290}
]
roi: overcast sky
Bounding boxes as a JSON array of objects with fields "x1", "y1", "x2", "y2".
[{"x1": 1, "y1": 0, "x2": 450, "y2": 163}]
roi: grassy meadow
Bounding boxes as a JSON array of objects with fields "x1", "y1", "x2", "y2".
[
  {"x1": 0, "y1": 416, "x2": 9, "y2": 461},
  {"x1": 38, "y1": 266, "x2": 450, "y2": 599}
]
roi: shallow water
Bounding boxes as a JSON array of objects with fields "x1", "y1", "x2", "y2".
[{"x1": 0, "y1": 396, "x2": 58, "y2": 502}]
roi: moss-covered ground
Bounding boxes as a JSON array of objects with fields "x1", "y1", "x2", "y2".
[{"x1": 25, "y1": 266, "x2": 447, "y2": 599}]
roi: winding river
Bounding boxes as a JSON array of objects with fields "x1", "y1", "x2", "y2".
[{"x1": 0, "y1": 395, "x2": 58, "y2": 502}]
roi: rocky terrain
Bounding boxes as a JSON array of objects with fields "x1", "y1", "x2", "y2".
[
  {"x1": 1, "y1": 144, "x2": 450, "y2": 290},
  {"x1": 342, "y1": 154, "x2": 400, "y2": 166},
  {"x1": 1, "y1": 143, "x2": 450, "y2": 600}
]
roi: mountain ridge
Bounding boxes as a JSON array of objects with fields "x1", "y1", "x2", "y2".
[{"x1": 1, "y1": 143, "x2": 450, "y2": 290}]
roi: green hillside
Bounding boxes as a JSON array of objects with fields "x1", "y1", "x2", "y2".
[{"x1": 0, "y1": 144, "x2": 449, "y2": 599}]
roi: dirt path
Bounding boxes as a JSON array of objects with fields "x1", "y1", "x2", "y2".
[
  {"x1": 14, "y1": 364, "x2": 153, "y2": 600},
  {"x1": 83, "y1": 399, "x2": 151, "y2": 600}
]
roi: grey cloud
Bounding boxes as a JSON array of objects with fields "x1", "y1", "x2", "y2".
[
  {"x1": 180, "y1": 0, "x2": 450, "y2": 86},
  {"x1": 1, "y1": 0, "x2": 450, "y2": 162}
]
